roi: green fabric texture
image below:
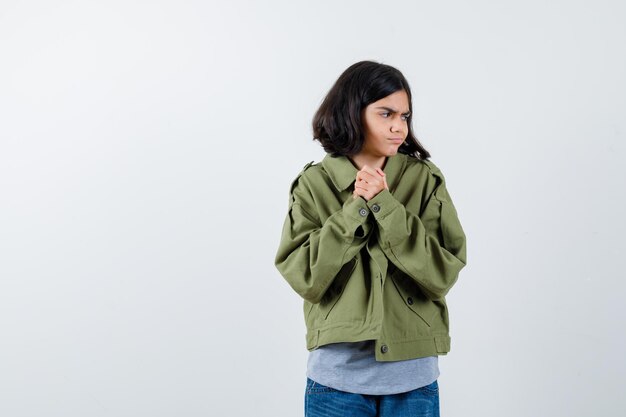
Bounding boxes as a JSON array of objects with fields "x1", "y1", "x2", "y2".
[{"x1": 275, "y1": 152, "x2": 467, "y2": 361}]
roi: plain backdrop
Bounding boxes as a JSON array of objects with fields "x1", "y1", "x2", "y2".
[{"x1": 1, "y1": 1, "x2": 625, "y2": 416}]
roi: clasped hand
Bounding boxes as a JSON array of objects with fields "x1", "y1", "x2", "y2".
[{"x1": 352, "y1": 166, "x2": 388, "y2": 201}]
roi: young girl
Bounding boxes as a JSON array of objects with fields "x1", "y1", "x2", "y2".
[{"x1": 275, "y1": 61, "x2": 467, "y2": 417}]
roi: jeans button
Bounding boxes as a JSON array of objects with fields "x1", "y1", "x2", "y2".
[
  {"x1": 381, "y1": 344, "x2": 388, "y2": 354},
  {"x1": 407, "y1": 297, "x2": 414, "y2": 305},
  {"x1": 371, "y1": 203, "x2": 380, "y2": 213},
  {"x1": 359, "y1": 208, "x2": 368, "y2": 217}
]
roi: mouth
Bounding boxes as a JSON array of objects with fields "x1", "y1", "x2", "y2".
[{"x1": 388, "y1": 138, "x2": 404, "y2": 144}]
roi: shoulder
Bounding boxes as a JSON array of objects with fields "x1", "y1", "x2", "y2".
[
  {"x1": 290, "y1": 160, "x2": 325, "y2": 185},
  {"x1": 299, "y1": 160, "x2": 326, "y2": 180},
  {"x1": 293, "y1": 158, "x2": 340, "y2": 190},
  {"x1": 288, "y1": 159, "x2": 316, "y2": 188},
  {"x1": 403, "y1": 155, "x2": 444, "y2": 178},
  {"x1": 398, "y1": 155, "x2": 453, "y2": 202},
  {"x1": 286, "y1": 160, "x2": 324, "y2": 205},
  {"x1": 401, "y1": 155, "x2": 447, "y2": 186}
]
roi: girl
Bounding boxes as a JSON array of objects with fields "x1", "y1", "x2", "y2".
[{"x1": 275, "y1": 61, "x2": 467, "y2": 417}]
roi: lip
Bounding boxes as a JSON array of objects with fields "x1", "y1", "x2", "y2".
[{"x1": 388, "y1": 138, "x2": 404, "y2": 143}]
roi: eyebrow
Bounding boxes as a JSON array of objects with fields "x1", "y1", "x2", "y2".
[{"x1": 375, "y1": 106, "x2": 411, "y2": 115}]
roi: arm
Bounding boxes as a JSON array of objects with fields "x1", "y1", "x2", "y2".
[
  {"x1": 366, "y1": 170, "x2": 467, "y2": 300},
  {"x1": 274, "y1": 174, "x2": 372, "y2": 304}
]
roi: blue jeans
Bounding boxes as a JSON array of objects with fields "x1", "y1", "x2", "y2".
[{"x1": 304, "y1": 377, "x2": 440, "y2": 417}]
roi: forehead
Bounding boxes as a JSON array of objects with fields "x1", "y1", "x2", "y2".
[{"x1": 368, "y1": 90, "x2": 410, "y2": 112}]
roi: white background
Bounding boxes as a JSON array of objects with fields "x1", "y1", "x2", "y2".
[{"x1": 1, "y1": 1, "x2": 625, "y2": 416}]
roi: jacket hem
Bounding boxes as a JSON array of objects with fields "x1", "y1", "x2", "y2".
[
  {"x1": 373, "y1": 335, "x2": 451, "y2": 361},
  {"x1": 306, "y1": 325, "x2": 451, "y2": 362}
]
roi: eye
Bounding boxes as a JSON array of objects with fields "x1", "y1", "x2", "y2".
[
  {"x1": 380, "y1": 112, "x2": 390, "y2": 118},
  {"x1": 401, "y1": 114, "x2": 410, "y2": 121}
]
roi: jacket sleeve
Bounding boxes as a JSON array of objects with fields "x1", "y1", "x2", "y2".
[
  {"x1": 274, "y1": 173, "x2": 372, "y2": 304},
  {"x1": 366, "y1": 167, "x2": 467, "y2": 300}
]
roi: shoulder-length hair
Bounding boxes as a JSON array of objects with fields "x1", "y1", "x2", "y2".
[{"x1": 312, "y1": 61, "x2": 431, "y2": 160}]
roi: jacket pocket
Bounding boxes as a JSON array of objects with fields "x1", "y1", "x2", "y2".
[
  {"x1": 390, "y1": 272, "x2": 438, "y2": 327},
  {"x1": 317, "y1": 257, "x2": 358, "y2": 320}
]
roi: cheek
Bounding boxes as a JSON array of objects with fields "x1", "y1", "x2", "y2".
[{"x1": 378, "y1": 124, "x2": 391, "y2": 137}]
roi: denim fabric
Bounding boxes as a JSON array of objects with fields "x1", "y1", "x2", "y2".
[{"x1": 304, "y1": 377, "x2": 440, "y2": 417}]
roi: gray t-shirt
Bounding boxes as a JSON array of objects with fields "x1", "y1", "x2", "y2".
[{"x1": 306, "y1": 340, "x2": 439, "y2": 395}]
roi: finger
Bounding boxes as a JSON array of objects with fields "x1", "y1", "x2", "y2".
[
  {"x1": 360, "y1": 166, "x2": 379, "y2": 177},
  {"x1": 358, "y1": 171, "x2": 380, "y2": 184},
  {"x1": 360, "y1": 174, "x2": 384, "y2": 190},
  {"x1": 376, "y1": 169, "x2": 388, "y2": 189}
]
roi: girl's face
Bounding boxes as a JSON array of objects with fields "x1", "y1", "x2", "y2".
[{"x1": 359, "y1": 89, "x2": 410, "y2": 159}]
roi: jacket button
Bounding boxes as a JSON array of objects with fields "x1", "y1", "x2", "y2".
[
  {"x1": 407, "y1": 297, "x2": 414, "y2": 305},
  {"x1": 381, "y1": 344, "x2": 388, "y2": 354},
  {"x1": 358, "y1": 208, "x2": 368, "y2": 217},
  {"x1": 371, "y1": 204, "x2": 380, "y2": 213}
]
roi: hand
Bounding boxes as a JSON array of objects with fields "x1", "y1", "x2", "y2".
[{"x1": 352, "y1": 166, "x2": 388, "y2": 201}]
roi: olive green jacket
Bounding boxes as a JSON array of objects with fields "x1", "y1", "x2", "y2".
[{"x1": 274, "y1": 152, "x2": 467, "y2": 361}]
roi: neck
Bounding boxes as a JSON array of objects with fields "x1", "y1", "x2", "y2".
[{"x1": 349, "y1": 154, "x2": 387, "y2": 171}]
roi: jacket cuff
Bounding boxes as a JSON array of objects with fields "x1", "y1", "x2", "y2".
[
  {"x1": 342, "y1": 195, "x2": 372, "y2": 237},
  {"x1": 366, "y1": 189, "x2": 400, "y2": 220}
]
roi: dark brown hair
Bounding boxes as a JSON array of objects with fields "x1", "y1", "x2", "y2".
[{"x1": 312, "y1": 61, "x2": 431, "y2": 159}]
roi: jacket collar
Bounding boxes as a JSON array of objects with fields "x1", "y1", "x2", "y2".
[{"x1": 321, "y1": 153, "x2": 407, "y2": 192}]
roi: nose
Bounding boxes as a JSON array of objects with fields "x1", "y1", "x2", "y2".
[{"x1": 390, "y1": 117, "x2": 405, "y2": 134}]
